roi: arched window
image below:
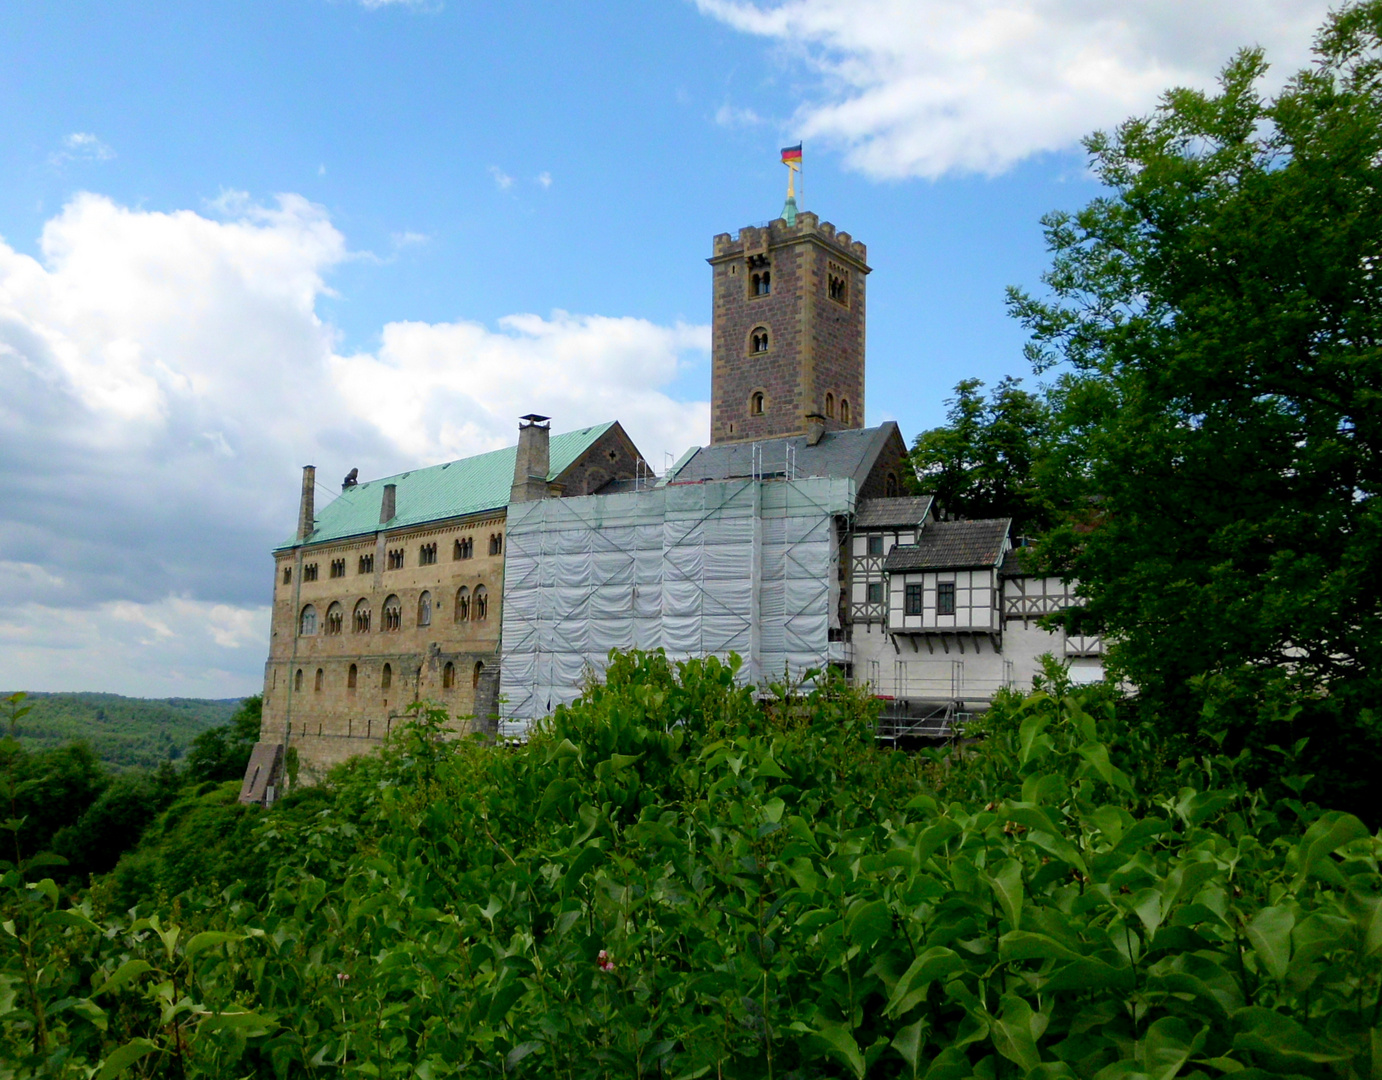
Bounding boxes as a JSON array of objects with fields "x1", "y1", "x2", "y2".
[
  {"x1": 825, "y1": 393, "x2": 835, "y2": 418},
  {"x1": 750, "y1": 392, "x2": 765, "y2": 416},
  {"x1": 299, "y1": 605, "x2": 317, "y2": 636},
  {"x1": 840, "y1": 398, "x2": 851, "y2": 424},
  {"x1": 473, "y1": 660, "x2": 485, "y2": 688},
  {"x1": 381, "y1": 662, "x2": 392, "y2": 691},
  {"x1": 418, "y1": 591, "x2": 432, "y2": 627},
  {"x1": 749, "y1": 327, "x2": 769, "y2": 354},
  {"x1": 455, "y1": 586, "x2": 470, "y2": 622},
  {"x1": 314, "y1": 668, "x2": 324, "y2": 691},
  {"x1": 294, "y1": 668, "x2": 304, "y2": 691},
  {"x1": 325, "y1": 602, "x2": 344, "y2": 635},
  {"x1": 886, "y1": 472, "x2": 899, "y2": 497},
  {"x1": 489, "y1": 533, "x2": 503, "y2": 556},
  {"x1": 756, "y1": 270, "x2": 770, "y2": 295},
  {"x1": 383, "y1": 595, "x2": 402, "y2": 632},
  {"x1": 474, "y1": 584, "x2": 488, "y2": 621},
  {"x1": 353, "y1": 599, "x2": 371, "y2": 633},
  {"x1": 348, "y1": 663, "x2": 358, "y2": 690},
  {"x1": 443, "y1": 662, "x2": 455, "y2": 689}
]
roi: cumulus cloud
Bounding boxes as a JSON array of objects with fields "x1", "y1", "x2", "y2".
[
  {"x1": 489, "y1": 166, "x2": 515, "y2": 190},
  {"x1": 0, "y1": 192, "x2": 708, "y2": 696},
  {"x1": 536, "y1": 171, "x2": 553, "y2": 189},
  {"x1": 695, "y1": 0, "x2": 1333, "y2": 178},
  {"x1": 51, "y1": 132, "x2": 115, "y2": 166},
  {"x1": 715, "y1": 103, "x2": 764, "y2": 128}
]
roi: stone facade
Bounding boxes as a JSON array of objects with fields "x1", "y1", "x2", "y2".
[
  {"x1": 262, "y1": 510, "x2": 506, "y2": 778},
  {"x1": 708, "y1": 211, "x2": 869, "y2": 445}
]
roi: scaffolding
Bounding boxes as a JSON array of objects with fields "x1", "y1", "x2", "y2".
[{"x1": 500, "y1": 477, "x2": 854, "y2": 725}]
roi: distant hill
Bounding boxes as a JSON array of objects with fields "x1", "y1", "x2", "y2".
[{"x1": 0, "y1": 692, "x2": 245, "y2": 771}]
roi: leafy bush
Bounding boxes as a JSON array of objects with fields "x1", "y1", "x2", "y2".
[{"x1": 1, "y1": 653, "x2": 1378, "y2": 1078}]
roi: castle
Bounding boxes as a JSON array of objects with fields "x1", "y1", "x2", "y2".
[{"x1": 241, "y1": 183, "x2": 1101, "y2": 802}]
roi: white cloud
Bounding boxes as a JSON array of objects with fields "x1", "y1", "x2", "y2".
[
  {"x1": 715, "y1": 103, "x2": 764, "y2": 128},
  {"x1": 695, "y1": 0, "x2": 1333, "y2": 179},
  {"x1": 390, "y1": 230, "x2": 429, "y2": 249},
  {"x1": 536, "y1": 171, "x2": 553, "y2": 189},
  {"x1": 489, "y1": 165, "x2": 515, "y2": 190},
  {"x1": 0, "y1": 192, "x2": 709, "y2": 696},
  {"x1": 51, "y1": 132, "x2": 115, "y2": 166}
]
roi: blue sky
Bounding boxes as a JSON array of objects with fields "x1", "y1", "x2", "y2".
[{"x1": 0, "y1": 0, "x2": 1334, "y2": 696}]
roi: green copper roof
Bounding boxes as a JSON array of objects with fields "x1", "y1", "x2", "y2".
[
  {"x1": 781, "y1": 195, "x2": 798, "y2": 227},
  {"x1": 282, "y1": 422, "x2": 616, "y2": 550}
]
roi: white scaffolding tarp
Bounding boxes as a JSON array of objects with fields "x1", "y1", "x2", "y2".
[{"x1": 500, "y1": 477, "x2": 854, "y2": 721}]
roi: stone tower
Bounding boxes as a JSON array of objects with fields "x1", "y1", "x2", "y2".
[{"x1": 708, "y1": 210, "x2": 870, "y2": 444}]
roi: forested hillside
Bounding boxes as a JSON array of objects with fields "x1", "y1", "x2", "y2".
[{"x1": 1, "y1": 692, "x2": 241, "y2": 770}]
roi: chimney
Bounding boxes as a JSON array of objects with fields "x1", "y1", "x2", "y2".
[
  {"x1": 510, "y1": 414, "x2": 552, "y2": 503},
  {"x1": 804, "y1": 413, "x2": 826, "y2": 447},
  {"x1": 297, "y1": 466, "x2": 316, "y2": 541},
  {"x1": 380, "y1": 483, "x2": 397, "y2": 524}
]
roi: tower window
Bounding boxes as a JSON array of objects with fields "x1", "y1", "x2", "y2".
[
  {"x1": 825, "y1": 393, "x2": 835, "y2": 418},
  {"x1": 750, "y1": 269, "x2": 771, "y2": 296},
  {"x1": 282, "y1": 566, "x2": 291, "y2": 585},
  {"x1": 828, "y1": 272, "x2": 848, "y2": 304},
  {"x1": 750, "y1": 327, "x2": 769, "y2": 354},
  {"x1": 841, "y1": 399, "x2": 851, "y2": 424},
  {"x1": 750, "y1": 392, "x2": 765, "y2": 416}
]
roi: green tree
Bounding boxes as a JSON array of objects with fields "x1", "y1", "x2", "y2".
[
  {"x1": 909, "y1": 376, "x2": 1053, "y2": 532},
  {"x1": 184, "y1": 695, "x2": 261, "y2": 784},
  {"x1": 1009, "y1": 2, "x2": 1382, "y2": 811}
]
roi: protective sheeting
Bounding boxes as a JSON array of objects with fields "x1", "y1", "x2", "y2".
[{"x1": 500, "y1": 477, "x2": 853, "y2": 722}]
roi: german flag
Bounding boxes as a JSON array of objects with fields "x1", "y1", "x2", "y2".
[{"x1": 780, "y1": 143, "x2": 802, "y2": 163}]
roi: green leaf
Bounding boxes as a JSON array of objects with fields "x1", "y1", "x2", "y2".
[
  {"x1": 846, "y1": 899, "x2": 892, "y2": 951},
  {"x1": 184, "y1": 931, "x2": 239, "y2": 960},
  {"x1": 198, "y1": 1011, "x2": 278, "y2": 1035},
  {"x1": 891, "y1": 1016, "x2": 928, "y2": 1076},
  {"x1": 559, "y1": 844, "x2": 603, "y2": 896},
  {"x1": 1018, "y1": 713, "x2": 1053, "y2": 765},
  {"x1": 1141, "y1": 1016, "x2": 1203, "y2": 1080},
  {"x1": 999, "y1": 931, "x2": 1082, "y2": 964},
  {"x1": 1293, "y1": 811, "x2": 1369, "y2": 882},
  {"x1": 815, "y1": 1022, "x2": 866, "y2": 1079},
  {"x1": 94, "y1": 960, "x2": 153, "y2": 997},
  {"x1": 988, "y1": 859, "x2": 1024, "y2": 930},
  {"x1": 1232, "y1": 1006, "x2": 1349, "y2": 1065},
  {"x1": 914, "y1": 819, "x2": 961, "y2": 862},
  {"x1": 1246, "y1": 906, "x2": 1294, "y2": 983},
  {"x1": 506, "y1": 1041, "x2": 543, "y2": 1068},
  {"x1": 1130, "y1": 889, "x2": 1164, "y2": 936},
  {"x1": 991, "y1": 993, "x2": 1042, "y2": 1074},
  {"x1": 884, "y1": 947, "x2": 965, "y2": 1018},
  {"x1": 95, "y1": 1038, "x2": 160, "y2": 1080}
]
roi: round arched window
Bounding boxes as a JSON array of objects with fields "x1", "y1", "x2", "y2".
[
  {"x1": 383, "y1": 595, "x2": 402, "y2": 632},
  {"x1": 298, "y1": 605, "x2": 317, "y2": 636},
  {"x1": 353, "y1": 599, "x2": 371, "y2": 633},
  {"x1": 381, "y1": 662, "x2": 393, "y2": 691},
  {"x1": 750, "y1": 392, "x2": 765, "y2": 416},
  {"x1": 841, "y1": 399, "x2": 851, "y2": 424},
  {"x1": 418, "y1": 591, "x2": 432, "y2": 627},
  {"x1": 455, "y1": 586, "x2": 470, "y2": 622}
]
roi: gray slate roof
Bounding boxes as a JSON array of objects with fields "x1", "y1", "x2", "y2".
[
  {"x1": 854, "y1": 495, "x2": 934, "y2": 530},
  {"x1": 883, "y1": 518, "x2": 1011, "y2": 572},
  {"x1": 668, "y1": 423, "x2": 902, "y2": 489},
  {"x1": 999, "y1": 546, "x2": 1037, "y2": 577}
]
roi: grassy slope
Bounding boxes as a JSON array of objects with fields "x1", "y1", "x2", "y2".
[{"x1": 0, "y1": 692, "x2": 243, "y2": 770}]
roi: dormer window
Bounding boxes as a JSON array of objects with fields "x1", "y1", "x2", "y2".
[
  {"x1": 750, "y1": 392, "x2": 765, "y2": 416},
  {"x1": 750, "y1": 327, "x2": 770, "y2": 354}
]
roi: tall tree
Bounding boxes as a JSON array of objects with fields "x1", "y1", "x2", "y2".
[
  {"x1": 909, "y1": 376, "x2": 1053, "y2": 532},
  {"x1": 1010, "y1": 2, "x2": 1382, "y2": 807}
]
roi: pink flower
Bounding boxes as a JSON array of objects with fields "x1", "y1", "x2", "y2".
[
  {"x1": 596, "y1": 949, "x2": 615, "y2": 972},
  {"x1": 337, "y1": 973, "x2": 350, "y2": 985}
]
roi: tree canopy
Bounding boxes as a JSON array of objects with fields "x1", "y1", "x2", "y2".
[
  {"x1": 1008, "y1": 1, "x2": 1382, "y2": 807},
  {"x1": 908, "y1": 376, "x2": 1053, "y2": 532}
]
